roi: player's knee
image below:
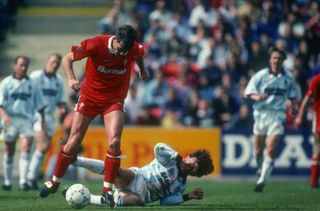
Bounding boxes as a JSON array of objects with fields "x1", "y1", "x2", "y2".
[{"x1": 122, "y1": 194, "x2": 145, "y2": 206}]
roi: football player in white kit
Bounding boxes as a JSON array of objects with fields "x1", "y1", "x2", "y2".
[
  {"x1": 244, "y1": 46, "x2": 301, "y2": 192},
  {"x1": 0, "y1": 55, "x2": 47, "y2": 191},
  {"x1": 65, "y1": 143, "x2": 214, "y2": 207},
  {"x1": 27, "y1": 53, "x2": 66, "y2": 189}
]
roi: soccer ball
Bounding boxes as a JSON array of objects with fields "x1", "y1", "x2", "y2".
[{"x1": 65, "y1": 184, "x2": 91, "y2": 209}]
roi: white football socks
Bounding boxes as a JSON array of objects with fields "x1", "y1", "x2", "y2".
[
  {"x1": 73, "y1": 156, "x2": 104, "y2": 175},
  {"x1": 257, "y1": 156, "x2": 274, "y2": 185},
  {"x1": 19, "y1": 151, "x2": 31, "y2": 185},
  {"x1": 28, "y1": 150, "x2": 44, "y2": 181},
  {"x1": 90, "y1": 194, "x2": 103, "y2": 206},
  {"x1": 3, "y1": 155, "x2": 13, "y2": 186}
]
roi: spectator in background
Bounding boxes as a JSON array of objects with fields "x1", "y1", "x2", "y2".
[
  {"x1": 229, "y1": 103, "x2": 253, "y2": 130},
  {"x1": 97, "y1": 0, "x2": 130, "y2": 34},
  {"x1": 0, "y1": 56, "x2": 46, "y2": 191}
]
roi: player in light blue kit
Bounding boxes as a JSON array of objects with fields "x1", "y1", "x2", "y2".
[
  {"x1": 27, "y1": 53, "x2": 67, "y2": 189},
  {"x1": 244, "y1": 46, "x2": 301, "y2": 192},
  {"x1": 65, "y1": 143, "x2": 214, "y2": 207},
  {"x1": 0, "y1": 55, "x2": 47, "y2": 191}
]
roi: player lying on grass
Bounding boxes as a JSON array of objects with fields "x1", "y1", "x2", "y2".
[{"x1": 65, "y1": 143, "x2": 214, "y2": 206}]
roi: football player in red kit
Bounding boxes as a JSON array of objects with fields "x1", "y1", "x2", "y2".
[
  {"x1": 295, "y1": 73, "x2": 320, "y2": 188},
  {"x1": 38, "y1": 25, "x2": 149, "y2": 207}
]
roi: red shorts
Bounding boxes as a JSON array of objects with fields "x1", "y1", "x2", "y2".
[
  {"x1": 75, "y1": 95, "x2": 124, "y2": 118},
  {"x1": 312, "y1": 110, "x2": 320, "y2": 134}
]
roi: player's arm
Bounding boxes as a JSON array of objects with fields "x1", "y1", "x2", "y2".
[
  {"x1": 154, "y1": 143, "x2": 178, "y2": 165},
  {"x1": 135, "y1": 56, "x2": 149, "y2": 81},
  {"x1": 160, "y1": 188, "x2": 204, "y2": 206},
  {"x1": 294, "y1": 94, "x2": 311, "y2": 128},
  {"x1": 243, "y1": 73, "x2": 267, "y2": 101},
  {"x1": 62, "y1": 53, "x2": 82, "y2": 92},
  {"x1": 247, "y1": 94, "x2": 267, "y2": 101},
  {"x1": 0, "y1": 82, "x2": 11, "y2": 126},
  {"x1": 0, "y1": 106, "x2": 11, "y2": 126}
]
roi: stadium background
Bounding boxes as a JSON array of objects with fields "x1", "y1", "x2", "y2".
[{"x1": 0, "y1": 0, "x2": 318, "y2": 181}]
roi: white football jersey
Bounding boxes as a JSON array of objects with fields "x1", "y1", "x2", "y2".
[
  {"x1": 139, "y1": 143, "x2": 186, "y2": 204},
  {"x1": 0, "y1": 75, "x2": 46, "y2": 122},
  {"x1": 30, "y1": 70, "x2": 66, "y2": 119},
  {"x1": 244, "y1": 67, "x2": 300, "y2": 112}
]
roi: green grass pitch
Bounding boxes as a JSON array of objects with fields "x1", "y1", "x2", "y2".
[{"x1": 0, "y1": 179, "x2": 319, "y2": 210}]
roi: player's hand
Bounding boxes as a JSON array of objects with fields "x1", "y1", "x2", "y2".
[
  {"x1": 139, "y1": 70, "x2": 150, "y2": 81},
  {"x1": 189, "y1": 188, "x2": 204, "y2": 200},
  {"x1": 68, "y1": 79, "x2": 81, "y2": 92},
  {"x1": 3, "y1": 115, "x2": 11, "y2": 127},
  {"x1": 294, "y1": 116, "x2": 302, "y2": 128},
  {"x1": 253, "y1": 94, "x2": 267, "y2": 101}
]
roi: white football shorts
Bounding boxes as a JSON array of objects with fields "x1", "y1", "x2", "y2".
[
  {"x1": 114, "y1": 167, "x2": 149, "y2": 205},
  {"x1": 1, "y1": 117, "x2": 34, "y2": 142},
  {"x1": 253, "y1": 110, "x2": 286, "y2": 135}
]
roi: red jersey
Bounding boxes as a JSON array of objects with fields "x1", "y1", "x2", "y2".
[
  {"x1": 307, "y1": 74, "x2": 320, "y2": 111},
  {"x1": 71, "y1": 35, "x2": 144, "y2": 103}
]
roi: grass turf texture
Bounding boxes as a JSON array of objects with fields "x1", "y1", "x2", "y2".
[{"x1": 0, "y1": 180, "x2": 319, "y2": 210}]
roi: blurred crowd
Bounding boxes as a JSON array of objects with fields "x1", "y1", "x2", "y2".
[
  {"x1": 0, "y1": 0, "x2": 27, "y2": 42},
  {"x1": 96, "y1": 0, "x2": 320, "y2": 130}
]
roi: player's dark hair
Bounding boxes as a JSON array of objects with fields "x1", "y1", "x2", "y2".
[
  {"x1": 269, "y1": 46, "x2": 287, "y2": 60},
  {"x1": 115, "y1": 24, "x2": 137, "y2": 51},
  {"x1": 190, "y1": 149, "x2": 214, "y2": 177},
  {"x1": 14, "y1": 55, "x2": 30, "y2": 65}
]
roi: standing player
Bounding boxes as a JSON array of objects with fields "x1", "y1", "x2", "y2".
[
  {"x1": 295, "y1": 73, "x2": 320, "y2": 188},
  {"x1": 27, "y1": 53, "x2": 66, "y2": 189},
  {"x1": 67, "y1": 143, "x2": 214, "y2": 207},
  {"x1": 38, "y1": 25, "x2": 149, "y2": 207},
  {"x1": 0, "y1": 56, "x2": 46, "y2": 191},
  {"x1": 244, "y1": 46, "x2": 300, "y2": 192}
]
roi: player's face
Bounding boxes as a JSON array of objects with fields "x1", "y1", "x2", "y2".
[
  {"x1": 45, "y1": 55, "x2": 61, "y2": 75},
  {"x1": 182, "y1": 156, "x2": 199, "y2": 176},
  {"x1": 13, "y1": 58, "x2": 29, "y2": 79},
  {"x1": 113, "y1": 38, "x2": 129, "y2": 56},
  {"x1": 269, "y1": 51, "x2": 284, "y2": 72}
]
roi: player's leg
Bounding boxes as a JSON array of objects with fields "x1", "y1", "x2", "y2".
[
  {"x1": 253, "y1": 119, "x2": 267, "y2": 177},
  {"x1": 73, "y1": 156, "x2": 105, "y2": 175},
  {"x1": 27, "y1": 128, "x2": 51, "y2": 190},
  {"x1": 89, "y1": 191, "x2": 144, "y2": 207},
  {"x1": 254, "y1": 135, "x2": 266, "y2": 176},
  {"x1": 256, "y1": 135, "x2": 280, "y2": 189},
  {"x1": 39, "y1": 112, "x2": 92, "y2": 197},
  {"x1": 310, "y1": 112, "x2": 320, "y2": 188},
  {"x1": 2, "y1": 141, "x2": 16, "y2": 191},
  {"x1": 310, "y1": 133, "x2": 320, "y2": 188},
  {"x1": 102, "y1": 109, "x2": 125, "y2": 207},
  {"x1": 19, "y1": 136, "x2": 33, "y2": 191}
]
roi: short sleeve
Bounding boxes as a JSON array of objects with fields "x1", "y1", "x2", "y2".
[
  {"x1": 71, "y1": 37, "x2": 98, "y2": 60},
  {"x1": 154, "y1": 143, "x2": 178, "y2": 166},
  {"x1": 244, "y1": 74, "x2": 260, "y2": 97}
]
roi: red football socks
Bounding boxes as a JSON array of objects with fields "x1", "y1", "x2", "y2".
[
  {"x1": 102, "y1": 150, "x2": 121, "y2": 193},
  {"x1": 53, "y1": 145, "x2": 77, "y2": 179},
  {"x1": 310, "y1": 158, "x2": 319, "y2": 187}
]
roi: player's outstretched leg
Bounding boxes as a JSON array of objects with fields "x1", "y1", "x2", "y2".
[{"x1": 38, "y1": 145, "x2": 76, "y2": 198}]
